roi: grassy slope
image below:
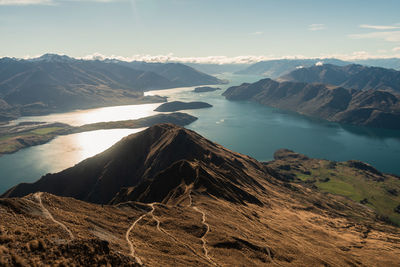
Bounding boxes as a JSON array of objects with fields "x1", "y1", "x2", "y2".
[{"x1": 267, "y1": 152, "x2": 400, "y2": 226}]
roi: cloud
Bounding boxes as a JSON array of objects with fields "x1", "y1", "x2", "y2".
[
  {"x1": 250, "y1": 31, "x2": 263, "y2": 35},
  {"x1": 0, "y1": 0, "x2": 52, "y2": 5},
  {"x1": 319, "y1": 50, "x2": 400, "y2": 60},
  {"x1": 81, "y1": 53, "x2": 282, "y2": 64},
  {"x1": 315, "y1": 61, "x2": 323, "y2": 66},
  {"x1": 393, "y1": 47, "x2": 400, "y2": 52},
  {"x1": 348, "y1": 31, "x2": 400, "y2": 42},
  {"x1": 0, "y1": 0, "x2": 121, "y2": 5},
  {"x1": 359, "y1": 24, "x2": 400, "y2": 30},
  {"x1": 308, "y1": 24, "x2": 325, "y2": 31},
  {"x1": 79, "y1": 52, "x2": 400, "y2": 64},
  {"x1": 18, "y1": 51, "x2": 400, "y2": 65}
]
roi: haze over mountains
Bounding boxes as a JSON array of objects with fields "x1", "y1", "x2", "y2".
[
  {"x1": 280, "y1": 64, "x2": 400, "y2": 92},
  {"x1": 235, "y1": 59, "x2": 350, "y2": 78},
  {"x1": 232, "y1": 58, "x2": 400, "y2": 78},
  {"x1": 1, "y1": 124, "x2": 399, "y2": 266},
  {"x1": 0, "y1": 54, "x2": 223, "y2": 121}
]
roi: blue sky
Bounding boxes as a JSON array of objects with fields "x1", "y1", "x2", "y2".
[{"x1": 1, "y1": 0, "x2": 400, "y2": 63}]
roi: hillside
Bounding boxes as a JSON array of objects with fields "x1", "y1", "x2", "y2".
[
  {"x1": 118, "y1": 61, "x2": 223, "y2": 87},
  {"x1": 0, "y1": 54, "x2": 222, "y2": 121},
  {"x1": 0, "y1": 124, "x2": 399, "y2": 266},
  {"x1": 280, "y1": 64, "x2": 400, "y2": 92},
  {"x1": 223, "y1": 78, "x2": 400, "y2": 129},
  {"x1": 266, "y1": 149, "x2": 400, "y2": 225}
]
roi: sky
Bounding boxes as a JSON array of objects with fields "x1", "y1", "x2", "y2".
[{"x1": 1, "y1": 0, "x2": 400, "y2": 63}]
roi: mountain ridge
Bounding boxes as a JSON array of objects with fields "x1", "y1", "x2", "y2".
[
  {"x1": 0, "y1": 124, "x2": 399, "y2": 266},
  {"x1": 0, "y1": 54, "x2": 222, "y2": 121},
  {"x1": 280, "y1": 63, "x2": 400, "y2": 92},
  {"x1": 2, "y1": 124, "x2": 266, "y2": 205},
  {"x1": 223, "y1": 78, "x2": 400, "y2": 129}
]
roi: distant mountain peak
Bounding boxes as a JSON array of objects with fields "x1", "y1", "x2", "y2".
[{"x1": 28, "y1": 53, "x2": 76, "y2": 63}]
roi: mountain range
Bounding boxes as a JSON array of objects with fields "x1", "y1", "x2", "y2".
[
  {"x1": 223, "y1": 78, "x2": 400, "y2": 129},
  {"x1": 1, "y1": 124, "x2": 399, "y2": 266},
  {"x1": 235, "y1": 59, "x2": 350, "y2": 78},
  {"x1": 280, "y1": 64, "x2": 400, "y2": 92},
  {"x1": 353, "y1": 58, "x2": 400, "y2": 70},
  {"x1": 0, "y1": 54, "x2": 222, "y2": 121},
  {"x1": 117, "y1": 61, "x2": 222, "y2": 87}
]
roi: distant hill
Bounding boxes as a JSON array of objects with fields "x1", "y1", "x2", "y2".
[
  {"x1": 353, "y1": 58, "x2": 400, "y2": 70},
  {"x1": 185, "y1": 63, "x2": 251, "y2": 74},
  {"x1": 117, "y1": 61, "x2": 223, "y2": 87},
  {"x1": 235, "y1": 58, "x2": 350, "y2": 78},
  {"x1": 0, "y1": 54, "x2": 222, "y2": 121},
  {"x1": 223, "y1": 78, "x2": 400, "y2": 129},
  {"x1": 280, "y1": 64, "x2": 400, "y2": 92}
]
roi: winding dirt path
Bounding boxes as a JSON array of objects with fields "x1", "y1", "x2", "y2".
[
  {"x1": 34, "y1": 192, "x2": 74, "y2": 240},
  {"x1": 186, "y1": 187, "x2": 218, "y2": 266},
  {"x1": 192, "y1": 206, "x2": 216, "y2": 265},
  {"x1": 148, "y1": 203, "x2": 207, "y2": 263},
  {"x1": 125, "y1": 212, "x2": 150, "y2": 265},
  {"x1": 125, "y1": 202, "x2": 210, "y2": 265}
]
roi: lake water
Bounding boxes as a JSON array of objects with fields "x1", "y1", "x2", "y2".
[{"x1": 1, "y1": 73, "x2": 400, "y2": 194}]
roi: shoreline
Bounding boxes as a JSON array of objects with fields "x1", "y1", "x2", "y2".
[{"x1": 0, "y1": 112, "x2": 197, "y2": 157}]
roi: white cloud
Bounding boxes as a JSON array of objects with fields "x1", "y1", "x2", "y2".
[
  {"x1": 308, "y1": 24, "x2": 325, "y2": 31},
  {"x1": 319, "y1": 50, "x2": 400, "y2": 60},
  {"x1": 0, "y1": 0, "x2": 121, "y2": 5},
  {"x1": 348, "y1": 31, "x2": 400, "y2": 42},
  {"x1": 0, "y1": 0, "x2": 52, "y2": 5},
  {"x1": 18, "y1": 51, "x2": 400, "y2": 65},
  {"x1": 80, "y1": 52, "x2": 400, "y2": 64},
  {"x1": 360, "y1": 24, "x2": 400, "y2": 30},
  {"x1": 81, "y1": 53, "x2": 281, "y2": 64},
  {"x1": 393, "y1": 47, "x2": 400, "y2": 52},
  {"x1": 250, "y1": 31, "x2": 263, "y2": 35},
  {"x1": 315, "y1": 61, "x2": 323, "y2": 66}
]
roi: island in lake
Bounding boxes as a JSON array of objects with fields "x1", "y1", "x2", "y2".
[
  {"x1": 193, "y1": 86, "x2": 221, "y2": 93},
  {"x1": 0, "y1": 112, "x2": 197, "y2": 156},
  {"x1": 154, "y1": 101, "x2": 212, "y2": 112}
]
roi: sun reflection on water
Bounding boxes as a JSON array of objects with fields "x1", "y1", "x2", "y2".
[
  {"x1": 39, "y1": 128, "x2": 145, "y2": 173},
  {"x1": 9, "y1": 103, "x2": 160, "y2": 127}
]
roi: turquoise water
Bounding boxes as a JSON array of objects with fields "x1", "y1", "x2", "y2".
[{"x1": 1, "y1": 73, "x2": 400, "y2": 194}]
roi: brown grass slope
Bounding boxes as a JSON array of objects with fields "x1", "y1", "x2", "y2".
[{"x1": 0, "y1": 124, "x2": 399, "y2": 266}]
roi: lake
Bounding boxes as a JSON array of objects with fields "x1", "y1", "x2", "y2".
[{"x1": 1, "y1": 73, "x2": 400, "y2": 194}]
